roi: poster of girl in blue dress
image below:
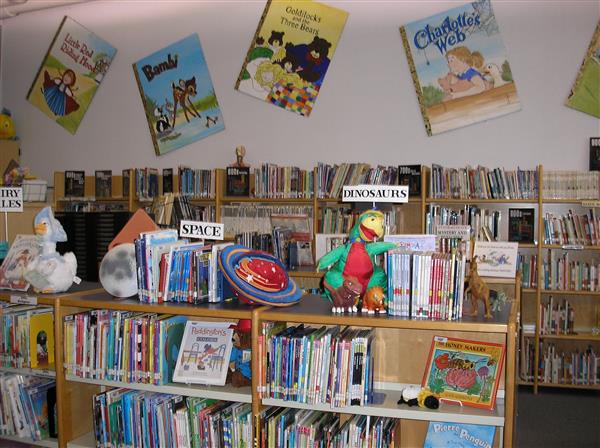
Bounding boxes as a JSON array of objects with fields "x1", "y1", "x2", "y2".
[
  {"x1": 27, "y1": 16, "x2": 116, "y2": 134},
  {"x1": 401, "y1": 0, "x2": 521, "y2": 136},
  {"x1": 133, "y1": 34, "x2": 225, "y2": 156}
]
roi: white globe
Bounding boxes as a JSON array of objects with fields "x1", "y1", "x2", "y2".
[{"x1": 99, "y1": 243, "x2": 138, "y2": 298}]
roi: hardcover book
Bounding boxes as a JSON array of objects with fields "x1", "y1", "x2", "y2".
[
  {"x1": 162, "y1": 168, "x2": 174, "y2": 194},
  {"x1": 473, "y1": 241, "x2": 519, "y2": 278},
  {"x1": 398, "y1": 165, "x2": 422, "y2": 196},
  {"x1": 122, "y1": 169, "x2": 130, "y2": 198},
  {"x1": 29, "y1": 310, "x2": 55, "y2": 369},
  {"x1": 64, "y1": 170, "x2": 85, "y2": 197},
  {"x1": 422, "y1": 335, "x2": 505, "y2": 410},
  {"x1": 508, "y1": 208, "x2": 535, "y2": 244},
  {"x1": 235, "y1": 0, "x2": 348, "y2": 117},
  {"x1": 400, "y1": 0, "x2": 520, "y2": 136},
  {"x1": 26, "y1": 16, "x2": 116, "y2": 134},
  {"x1": 172, "y1": 321, "x2": 234, "y2": 386},
  {"x1": 590, "y1": 137, "x2": 600, "y2": 171},
  {"x1": 132, "y1": 34, "x2": 225, "y2": 156},
  {"x1": 424, "y1": 421, "x2": 496, "y2": 448},
  {"x1": 0, "y1": 235, "x2": 41, "y2": 291},
  {"x1": 94, "y1": 170, "x2": 112, "y2": 198},
  {"x1": 566, "y1": 20, "x2": 600, "y2": 118},
  {"x1": 226, "y1": 166, "x2": 250, "y2": 197}
]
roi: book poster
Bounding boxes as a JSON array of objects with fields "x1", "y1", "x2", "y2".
[
  {"x1": 235, "y1": 0, "x2": 348, "y2": 117},
  {"x1": 422, "y1": 336, "x2": 505, "y2": 410},
  {"x1": 0, "y1": 235, "x2": 40, "y2": 291},
  {"x1": 133, "y1": 34, "x2": 225, "y2": 156},
  {"x1": 400, "y1": 0, "x2": 520, "y2": 136},
  {"x1": 424, "y1": 422, "x2": 495, "y2": 448},
  {"x1": 566, "y1": 20, "x2": 600, "y2": 118},
  {"x1": 27, "y1": 16, "x2": 116, "y2": 135},
  {"x1": 473, "y1": 241, "x2": 518, "y2": 278}
]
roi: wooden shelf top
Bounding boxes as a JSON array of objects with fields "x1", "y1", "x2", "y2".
[
  {"x1": 0, "y1": 434, "x2": 58, "y2": 447},
  {"x1": 221, "y1": 196, "x2": 313, "y2": 204},
  {"x1": 542, "y1": 198, "x2": 600, "y2": 204},
  {"x1": 536, "y1": 382, "x2": 600, "y2": 390},
  {"x1": 0, "y1": 366, "x2": 55, "y2": 378},
  {"x1": 538, "y1": 333, "x2": 600, "y2": 341},
  {"x1": 426, "y1": 198, "x2": 538, "y2": 204},
  {"x1": 539, "y1": 289, "x2": 600, "y2": 296},
  {"x1": 0, "y1": 282, "x2": 103, "y2": 305},
  {"x1": 262, "y1": 390, "x2": 505, "y2": 426},
  {"x1": 60, "y1": 292, "x2": 262, "y2": 319},
  {"x1": 289, "y1": 267, "x2": 324, "y2": 278},
  {"x1": 541, "y1": 244, "x2": 600, "y2": 250},
  {"x1": 65, "y1": 375, "x2": 252, "y2": 403},
  {"x1": 259, "y1": 294, "x2": 514, "y2": 333}
]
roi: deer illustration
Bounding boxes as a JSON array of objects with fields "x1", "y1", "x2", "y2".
[
  {"x1": 171, "y1": 77, "x2": 201, "y2": 126},
  {"x1": 465, "y1": 256, "x2": 492, "y2": 318}
]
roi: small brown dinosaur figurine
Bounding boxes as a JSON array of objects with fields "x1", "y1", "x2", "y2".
[
  {"x1": 465, "y1": 256, "x2": 492, "y2": 318},
  {"x1": 323, "y1": 275, "x2": 362, "y2": 314},
  {"x1": 362, "y1": 286, "x2": 386, "y2": 314}
]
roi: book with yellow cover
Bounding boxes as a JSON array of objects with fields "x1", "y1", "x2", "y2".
[
  {"x1": 236, "y1": 0, "x2": 348, "y2": 117},
  {"x1": 29, "y1": 309, "x2": 55, "y2": 369},
  {"x1": 422, "y1": 335, "x2": 505, "y2": 410}
]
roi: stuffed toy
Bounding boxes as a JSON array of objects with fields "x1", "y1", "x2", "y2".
[
  {"x1": 317, "y1": 210, "x2": 395, "y2": 313},
  {"x1": 228, "y1": 319, "x2": 252, "y2": 387},
  {"x1": 397, "y1": 386, "x2": 440, "y2": 410},
  {"x1": 0, "y1": 108, "x2": 16, "y2": 140},
  {"x1": 24, "y1": 207, "x2": 79, "y2": 293}
]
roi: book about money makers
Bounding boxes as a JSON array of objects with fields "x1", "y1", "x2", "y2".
[
  {"x1": 236, "y1": 0, "x2": 348, "y2": 117},
  {"x1": 27, "y1": 16, "x2": 116, "y2": 134},
  {"x1": 133, "y1": 34, "x2": 225, "y2": 156},
  {"x1": 400, "y1": 0, "x2": 520, "y2": 136}
]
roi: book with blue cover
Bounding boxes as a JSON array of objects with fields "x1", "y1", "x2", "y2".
[{"x1": 424, "y1": 421, "x2": 495, "y2": 448}]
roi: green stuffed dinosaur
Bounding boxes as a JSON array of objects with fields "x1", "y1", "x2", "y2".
[{"x1": 317, "y1": 210, "x2": 396, "y2": 313}]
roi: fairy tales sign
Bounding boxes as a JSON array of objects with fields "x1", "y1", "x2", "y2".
[
  {"x1": 0, "y1": 188, "x2": 23, "y2": 212},
  {"x1": 180, "y1": 220, "x2": 224, "y2": 240},
  {"x1": 342, "y1": 185, "x2": 409, "y2": 203}
]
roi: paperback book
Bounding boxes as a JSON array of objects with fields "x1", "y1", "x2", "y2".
[
  {"x1": 424, "y1": 421, "x2": 495, "y2": 448},
  {"x1": 398, "y1": 164, "x2": 422, "y2": 196},
  {"x1": 64, "y1": 170, "x2": 85, "y2": 197},
  {"x1": 94, "y1": 170, "x2": 112, "y2": 198},
  {"x1": 0, "y1": 235, "x2": 41, "y2": 291},
  {"x1": 422, "y1": 336, "x2": 505, "y2": 410},
  {"x1": 508, "y1": 208, "x2": 535, "y2": 244}
]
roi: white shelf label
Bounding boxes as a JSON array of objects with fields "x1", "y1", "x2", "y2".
[
  {"x1": 180, "y1": 220, "x2": 224, "y2": 240},
  {"x1": 10, "y1": 294, "x2": 37, "y2": 305}
]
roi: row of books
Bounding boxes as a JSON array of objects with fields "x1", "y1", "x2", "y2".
[
  {"x1": 386, "y1": 250, "x2": 466, "y2": 319},
  {"x1": 429, "y1": 165, "x2": 539, "y2": 200},
  {"x1": 540, "y1": 297, "x2": 575, "y2": 335},
  {"x1": 0, "y1": 304, "x2": 54, "y2": 370},
  {"x1": 426, "y1": 205, "x2": 502, "y2": 241},
  {"x1": 316, "y1": 163, "x2": 402, "y2": 199},
  {"x1": 542, "y1": 171, "x2": 600, "y2": 200},
  {"x1": 259, "y1": 408, "x2": 397, "y2": 448},
  {"x1": 93, "y1": 390, "x2": 251, "y2": 448},
  {"x1": 517, "y1": 254, "x2": 537, "y2": 289},
  {"x1": 252, "y1": 164, "x2": 314, "y2": 199},
  {"x1": 539, "y1": 343, "x2": 599, "y2": 385},
  {"x1": 541, "y1": 250, "x2": 600, "y2": 291},
  {"x1": 220, "y1": 205, "x2": 313, "y2": 239},
  {"x1": 258, "y1": 324, "x2": 375, "y2": 408},
  {"x1": 319, "y1": 208, "x2": 398, "y2": 235},
  {"x1": 135, "y1": 230, "x2": 232, "y2": 304},
  {"x1": 60, "y1": 200, "x2": 128, "y2": 212},
  {"x1": 0, "y1": 373, "x2": 57, "y2": 441},
  {"x1": 134, "y1": 167, "x2": 160, "y2": 200},
  {"x1": 178, "y1": 167, "x2": 215, "y2": 199},
  {"x1": 63, "y1": 309, "x2": 187, "y2": 385},
  {"x1": 152, "y1": 194, "x2": 216, "y2": 228},
  {"x1": 543, "y1": 210, "x2": 600, "y2": 246}
]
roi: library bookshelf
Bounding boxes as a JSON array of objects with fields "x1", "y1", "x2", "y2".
[{"x1": 0, "y1": 282, "x2": 103, "y2": 448}]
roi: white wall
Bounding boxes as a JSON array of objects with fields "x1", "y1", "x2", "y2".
[{"x1": 1, "y1": 0, "x2": 599, "y2": 185}]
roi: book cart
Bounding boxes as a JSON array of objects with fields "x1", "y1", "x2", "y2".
[
  {"x1": 55, "y1": 291, "x2": 267, "y2": 448},
  {"x1": 0, "y1": 282, "x2": 103, "y2": 448},
  {"x1": 254, "y1": 281, "x2": 520, "y2": 448}
]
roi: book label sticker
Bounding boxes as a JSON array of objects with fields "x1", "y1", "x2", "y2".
[
  {"x1": 10, "y1": 294, "x2": 37, "y2": 305},
  {"x1": 180, "y1": 220, "x2": 224, "y2": 240},
  {"x1": 0, "y1": 188, "x2": 23, "y2": 212},
  {"x1": 342, "y1": 185, "x2": 408, "y2": 203}
]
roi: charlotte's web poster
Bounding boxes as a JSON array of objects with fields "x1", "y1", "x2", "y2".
[
  {"x1": 133, "y1": 34, "x2": 225, "y2": 156},
  {"x1": 27, "y1": 16, "x2": 116, "y2": 135},
  {"x1": 235, "y1": 0, "x2": 348, "y2": 117},
  {"x1": 400, "y1": 0, "x2": 520, "y2": 136}
]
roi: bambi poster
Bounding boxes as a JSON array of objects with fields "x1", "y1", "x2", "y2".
[
  {"x1": 132, "y1": 34, "x2": 224, "y2": 156},
  {"x1": 400, "y1": 0, "x2": 520, "y2": 136},
  {"x1": 26, "y1": 16, "x2": 116, "y2": 135},
  {"x1": 235, "y1": 0, "x2": 348, "y2": 117}
]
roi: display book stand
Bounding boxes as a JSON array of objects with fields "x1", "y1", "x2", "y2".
[{"x1": 0, "y1": 274, "x2": 520, "y2": 448}]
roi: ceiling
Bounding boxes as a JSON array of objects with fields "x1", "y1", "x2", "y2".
[{"x1": 0, "y1": 0, "x2": 92, "y2": 20}]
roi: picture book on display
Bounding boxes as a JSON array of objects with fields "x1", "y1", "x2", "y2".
[
  {"x1": 26, "y1": 16, "x2": 116, "y2": 134},
  {"x1": 473, "y1": 241, "x2": 519, "y2": 278},
  {"x1": 398, "y1": 164, "x2": 422, "y2": 196},
  {"x1": 400, "y1": 0, "x2": 520, "y2": 136},
  {"x1": 64, "y1": 170, "x2": 85, "y2": 197},
  {"x1": 173, "y1": 321, "x2": 234, "y2": 386},
  {"x1": 422, "y1": 336, "x2": 505, "y2": 410},
  {"x1": 0, "y1": 235, "x2": 40, "y2": 291},
  {"x1": 132, "y1": 34, "x2": 225, "y2": 156},
  {"x1": 236, "y1": 0, "x2": 348, "y2": 117},
  {"x1": 508, "y1": 208, "x2": 535, "y2": 243},
  {"x1": 424, "y1": 422, "x2": 495, "y2": 448},
  {"x1": 94, "y1": 170, "x2": 112, "y2": 198}
]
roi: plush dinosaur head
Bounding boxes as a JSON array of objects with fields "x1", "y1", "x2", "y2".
[{"x1": 350, "y1": 210, "x2": 386, "y2": 243}]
